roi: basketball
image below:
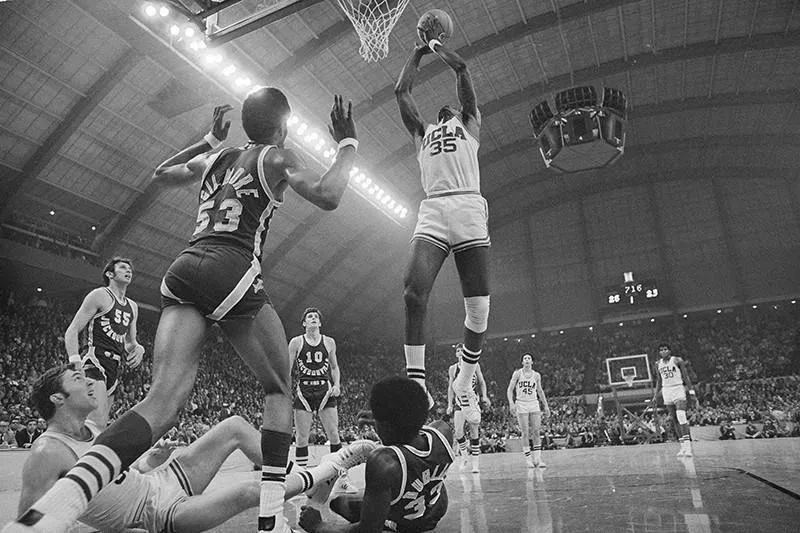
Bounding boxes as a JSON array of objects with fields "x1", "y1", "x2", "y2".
[{"x1": 417, "y1": 9, "x2": 453, "y2": 44}]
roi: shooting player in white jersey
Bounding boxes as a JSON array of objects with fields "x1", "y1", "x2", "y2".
[
  {"x1": 652, "y1": 343, "x2": 697, "y2": 457},
  {"x1": 395, "y1": 32, "x2": 490, "y2": 411}
]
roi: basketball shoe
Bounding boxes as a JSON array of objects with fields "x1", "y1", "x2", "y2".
[{"x1": 322, "y1": 440, "x2": 378, "y2": 475}]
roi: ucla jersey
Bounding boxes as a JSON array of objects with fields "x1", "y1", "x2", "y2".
[
  {"x1": 296, "y1": 335, "x2": 331, "y2": 390},
  {"x1": 658, "y1": 356, "x2": 684, "y2": 388},
  {"x1": 452, "y1": 363, "x2": 479, "y2": 400},
  {"x1": 386, "y1": 426, "x2": 454, "y2": 532},
  {"x1": 38, "y1": 422, "x2": 153, "y2": 531},
  {"x1": 417, "y1": 115, "x2": 480, "y2": 196},
  {"x1": 85, "y1": 288, "x2": 133, "y2": 356},
  {"x1": 190, "y1": 144, "x2": 282, "y2": 260},
  {"x1": 516, "y1": 369, "x2": 539, "y2": 403}
]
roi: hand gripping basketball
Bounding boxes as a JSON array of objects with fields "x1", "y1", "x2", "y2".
[{"x1": 416, "y1": 9, "x2": 452, "y2": 45}]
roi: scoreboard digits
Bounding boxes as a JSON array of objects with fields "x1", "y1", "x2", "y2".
[{"x1": 605, "y1": 272, "x2": 661, "y2": 306}]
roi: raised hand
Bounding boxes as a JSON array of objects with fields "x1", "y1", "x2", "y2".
[
  {"x1": 211, "y1": 104, "x2": 233, "y2": 141},
  {"x1": 327, "y1": 95, "x2": 356, "y2": 143}
]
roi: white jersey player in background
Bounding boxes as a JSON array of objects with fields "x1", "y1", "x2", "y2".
[
  {"x1": 652, "y1": 343, "x2": 698, "y2": 457},
  {"x1": 395, "y1": 32, "x2": 490, "y2": 411},
  {"x1": 447, "y1": 344, "x2": 490, "y2": 473},
  {"x1": 507, "y1": 353, "x2": 550, "y2": 468}
]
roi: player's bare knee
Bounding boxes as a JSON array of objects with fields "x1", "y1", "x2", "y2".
[
  {"x1": 463, "y1": 295, "x2": 490, "y2": 333},
  {"x1": 403, "y1": 285, "x2": 429, "y2": 312}
]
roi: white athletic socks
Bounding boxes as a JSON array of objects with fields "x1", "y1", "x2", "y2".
[
  {"x1": 259, "y1": 465, "x2": 286, "y2": 532},
  {"x1": 404, "y1": 345, "x2": 426, "y2": 388}
]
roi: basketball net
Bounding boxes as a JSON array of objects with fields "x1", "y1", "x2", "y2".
[
  {"x1": 336, "y1": 0, "x2": 411, "y2": 62},
  {"x1": 623, "y1": 374, "x2": 635, "y2": 388}
]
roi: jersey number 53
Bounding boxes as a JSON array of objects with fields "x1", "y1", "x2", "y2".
[{"x1": 194, "y1": 198, "x2": 243, "y2": 235}]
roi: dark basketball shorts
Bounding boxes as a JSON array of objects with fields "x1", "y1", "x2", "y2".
[
  {"x1": 294, "y1": 382, "x2": 338, "y2": 412},
  {"x1": 82, "y1": 347, "x2": 122, "y2": 395},
  {"x1": 160, "y1": 244, "x2": 270, "y2": 322}
]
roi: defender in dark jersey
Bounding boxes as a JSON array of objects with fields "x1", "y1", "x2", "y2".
[
  {"x1": 299, "y1": 377, "x2": 454, "y2": 533},
  {"x1": 9, "y1": 93, "x2": 358, "y2": 533},
  {"x1": 289, "y1": 308, "x2": 343, "y2": 470},
  {"x1": 64, "y1": 257, "x2": 144, "y2": 427}
]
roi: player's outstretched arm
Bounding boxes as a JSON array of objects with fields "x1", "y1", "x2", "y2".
[
  {"x1": 424, "y1": 40, "x2": 479, "y2": 133},
  {"x1": 394, "y1": 45, "x2": 430, "y2": 141},
  {"x1": 283, "y1": 95, "x2": 356, "y2": 211},
  {"x1": 152, "y1": 104, "x2": 232, "y2": 187},
  {"x1": 64, "y1": 288, "x2": 110, "y2": 364},
  {"x1": 299, "y1": 448, "x2": 399, "y2": 533}
]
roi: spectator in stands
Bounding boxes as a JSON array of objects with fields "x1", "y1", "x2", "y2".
[
  {"x1": 1, "y1": 418, "x2": 16, "y2": 448},
  {"x1": 15, "y1": 418, "x2": 42, "y2": 448},
  {"x1": 744, "y1": 422, "x2": 761, "y2": 439},
  {"x1": 718, "y1": 419, "x2": 736, "y2": 440}
]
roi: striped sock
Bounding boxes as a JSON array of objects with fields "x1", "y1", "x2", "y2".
[
  {"x1": 259, "y1": 429, "x2": 291, "y2": 532},
  {"x1": 533, "y1": 444, "x2": 542, "y2": 463},
  {"x1": 297, "y1": 469, "x2": 314, "y2": 492},
  {"x1": 470, "y1": 438, "x2": 480, "y2": 456},
  {"x1": 460, "y1": 346, "x2": 482, "y2": 365},
  {"x1": 457, "y1": 437, "x2": 468, "y2": 456},
  {"x1": 295, "y1": 446, "x2": 309, "y2": 469},
  {"x1": 523, "y1": 446, "x2": 532, "y2": 461},
  {"x1": 27, "y1": 444, "x2": 122, "y2": 524},
  {"x1": 404, "y1": 345, "x2": 426, "y2": 388}
]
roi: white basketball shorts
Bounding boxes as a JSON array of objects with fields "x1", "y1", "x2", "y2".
[
  {"x1": 516, "y1": 400, "x2": 541, "y2": 414},
  {"x1": 412, "y1": 192, "x2": 490, "y2": 254},
  {"x1": 661, "y1": 385, "x2": 687, "y2": 405}
]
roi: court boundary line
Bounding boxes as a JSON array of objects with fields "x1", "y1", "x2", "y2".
[{"x1": 733, "y1": 468, "x2": 800, "y2": 501}]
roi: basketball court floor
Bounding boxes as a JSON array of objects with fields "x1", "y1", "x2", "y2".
[{"x1": 1, "y1": 438, "x2": 798, "y2": 532}]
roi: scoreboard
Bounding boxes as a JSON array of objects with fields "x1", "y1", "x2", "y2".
[{"x1": 605, "y1": 272, "x2": 661, "y2": 306}]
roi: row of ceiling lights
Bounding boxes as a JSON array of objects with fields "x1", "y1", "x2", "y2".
[{"x1": 140, "y1": 2, "x2": 409, "y2": 220}]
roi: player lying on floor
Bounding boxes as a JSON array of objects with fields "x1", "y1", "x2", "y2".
[
  {"x1": 14, "y1": 363, "x2": 376, "y2": 532},
  {"x1": 299, "y1": 376, "x2": 455, "y2": 533}
]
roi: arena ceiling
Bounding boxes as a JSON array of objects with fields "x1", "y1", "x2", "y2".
[{"x1": 0, "y1": 0, "x2": 799, "y2": 340}]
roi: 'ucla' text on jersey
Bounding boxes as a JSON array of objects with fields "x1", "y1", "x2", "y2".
[
  {"x1": 417, "y1": 115, "x2": 480, "y2": 196},
  {"x1": 658, "y1": 356, "x2": 684, "y2": 388},
  {"x1": 190, "y1": 145, "x2": 282, "y2": 260}
]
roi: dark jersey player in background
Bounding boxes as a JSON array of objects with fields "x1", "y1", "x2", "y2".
[
  {"x1": 289, "y1": 308, "x2": 343, "y2": 470},
  {"x1": 299, "y1": 377, "x2": 454, "y2": 533},
  {"x1": 7, "y1": 92, "x2": 358, "y2": 533},
  {"x1": 63, "y1": 257, "x2": 144, "y2": 427}
]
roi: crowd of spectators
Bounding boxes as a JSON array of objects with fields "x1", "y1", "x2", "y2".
[
  {"x1": 1, "y1": 212, "x2": 101, "y2": 266},
  {"x1": 1, "y1": 291, "x2": 798, "y2": 453}
]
